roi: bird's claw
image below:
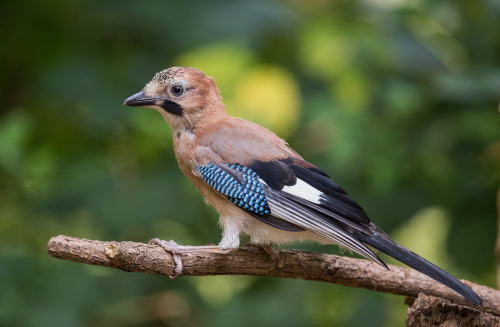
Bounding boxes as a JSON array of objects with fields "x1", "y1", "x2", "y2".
[
  {"x1": 149, "y1": 238, "x2": 184, "y2": 279},
  {"x1": 261, "y1": 244, "x2": 284, "y2": 268},
  {"x1": 245, "y1": 243, "x2": 284, "y2": 268}
]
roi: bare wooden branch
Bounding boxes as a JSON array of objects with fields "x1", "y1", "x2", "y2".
[
  {"x1": 48, "y1": 235, "x2": 500, "y2": 317},
  {"x1": 406, "y1": 294, "x2": 500, "y2": 327}
]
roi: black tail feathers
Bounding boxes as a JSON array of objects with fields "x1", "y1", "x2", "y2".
[{"x1": 355, "y1": 231, "x2": 483, "y2": 306}]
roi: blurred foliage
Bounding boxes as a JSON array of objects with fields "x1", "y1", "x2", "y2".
[
  {"x1": 178, "y1": 44, "x2": 301, "y2": 136},
  {"x1": 1, "y1": 0, "x2": 499, "y2": 326}
]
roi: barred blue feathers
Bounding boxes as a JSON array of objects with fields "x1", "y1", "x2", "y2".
[{"x1": 198, "y1": 163, "x2": 270, "y2": 215}]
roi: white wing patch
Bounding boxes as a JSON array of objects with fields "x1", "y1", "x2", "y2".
[
  {"x1": 258, "y1": 179, "x2": 385, "y2": 266},
  {"x1": 282, "y1": 179, "x2": 322, "y2": 204}
]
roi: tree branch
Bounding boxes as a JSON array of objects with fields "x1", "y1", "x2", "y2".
[
  {"x1": 47, "y1": 235, "x2": 500, "y2": 317},
  {"x1": 406, "y1": 294, "x2": 500, "y2": 327}
]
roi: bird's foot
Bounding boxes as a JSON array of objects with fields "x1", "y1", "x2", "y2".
[
  {"x1": 149, "y1": 239, "x2": 184, "y2": 279},
  {"x1": 261, "y1": 244, "x2": 285, "y2": 268},
  {"x1": 245, "y1": 243, "x2": 284, "y2": 268},
  {"x1": 149, "y1": 238, "x2": 233, "y2": 279}
]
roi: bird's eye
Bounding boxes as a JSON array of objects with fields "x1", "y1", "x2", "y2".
[{"x1": 171, "y1": 85, "x2": 184, "y2": 96}]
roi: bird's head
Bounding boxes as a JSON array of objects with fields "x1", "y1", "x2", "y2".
[{"x1": 124, "y1": 66, "x2": 225, "y2": 130}]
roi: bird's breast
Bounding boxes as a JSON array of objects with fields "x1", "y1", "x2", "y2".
[{"x1": 172, "y1": 128, "x2": 223, "y2": 178}]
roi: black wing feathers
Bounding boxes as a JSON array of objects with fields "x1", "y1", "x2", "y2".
[
  {"x1": 290, "y1": 164, "x2": 370, "y2": 224},
  {"x1": 249, "y1": 212, "x2": 305, "y2": 232},
  {"x1": 248, "y1": 160, "x2": 296, "y2": 190},
  {"x1": 277, "y1": 191, "x2": 373, "y2": 234},
  {"x1": 249, "y1": 158, "x2": 370, "y2": 225}
]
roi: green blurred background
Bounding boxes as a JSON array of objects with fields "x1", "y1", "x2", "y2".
[{"x1": 1, "y1": 0, "x2": 499, "y2": 326}]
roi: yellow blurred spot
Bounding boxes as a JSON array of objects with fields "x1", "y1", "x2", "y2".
[
  {"x1": 230, "y1": 65, "x2": 301, "y2": 137},
  {"x1": 176, "y1": 41, "x2": 254, "y2": 96},
  {"x1": 177, "y1": 43, "x2": 301, "y2": 137}
]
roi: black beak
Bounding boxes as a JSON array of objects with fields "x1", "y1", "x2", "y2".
[{"x1": 123, "y1": 90, "x2": 163, "y2": 107}]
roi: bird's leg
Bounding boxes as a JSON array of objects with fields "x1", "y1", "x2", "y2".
[
  {"x1": 261, "y1": 244, "x2": 285, "y2": 268},
  {"x1": 244, "y1": 243, "x2": 283, "y2": 268},
  {"x1": 150, "y1": 220, "x2": 243, "y2": 278},
  {"x1": 149, "y1": 238, "x2": 234, "y2": 279},
  {"x1": 260, "y1": 244, "x2": 279, "y2": 264}
]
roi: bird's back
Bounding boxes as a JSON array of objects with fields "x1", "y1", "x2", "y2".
[{"x1": 194, "y1": 115, "x2": 300, "y2": 166}]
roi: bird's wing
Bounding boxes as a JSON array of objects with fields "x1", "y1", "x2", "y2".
[
  {"x1": 196, "y1": 160, "x2": 386, "y2": 267},
  {"x1": 248, "y1": 157, "x2": 372, "y2": 226},
  {"x1": 196, "y1": 158, "x2": 484, "y2": 306},
  {"x1": 194, "y1": 119, "x2": 483, "y2": 306},
  {"x1": 250, "y1": 158, "x2": 483, "y2": 306}
]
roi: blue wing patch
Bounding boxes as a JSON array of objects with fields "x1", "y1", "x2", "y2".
[{"x1": 197, "y1": 163, "x2": 270, "y2": 215}]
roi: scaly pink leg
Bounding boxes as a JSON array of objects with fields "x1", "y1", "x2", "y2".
[{"x1": 149, "y1": 239, "x2": 233, "y2": 279}]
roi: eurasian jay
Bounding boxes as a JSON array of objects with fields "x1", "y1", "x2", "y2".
[{"x1": 124, "y1": 66, "x2": 482, "y2": 306}]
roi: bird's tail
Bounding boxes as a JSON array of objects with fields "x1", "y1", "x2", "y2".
[{"x1": 355, "y1": 230, "x2": 483, "y2": 306}]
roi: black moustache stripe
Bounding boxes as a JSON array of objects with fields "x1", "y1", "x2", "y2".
[{"x1": 161, "y1": 100, "x2": 183, "y2": 116}]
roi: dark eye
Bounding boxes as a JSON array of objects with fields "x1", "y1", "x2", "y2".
[{"x1": 171, "y1": 85, "x2": 184, "y2": 96}]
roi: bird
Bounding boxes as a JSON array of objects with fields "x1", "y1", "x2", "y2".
[{"x1": 124, "y1": 66, "x2": 483, "y2": 306}]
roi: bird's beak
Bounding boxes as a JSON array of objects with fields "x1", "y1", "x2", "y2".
[{"x1": 123, "y1": 90, "x2": 162, "y2": 107}]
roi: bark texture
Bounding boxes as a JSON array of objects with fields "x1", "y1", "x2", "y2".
[
  {"x1": 406, "y1": 294, "x2": 500, "y2": 327},
  {"x1": 48, "y1": 235, "x2": 500, "y2": 321}
]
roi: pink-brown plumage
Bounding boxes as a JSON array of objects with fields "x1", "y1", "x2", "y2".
[
  {"x1": 139, "y1": 67, "x2": 313, "y2": 248},
  {"x1": 123, "y1": 66, "x2": 483, "y2": 306}
]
